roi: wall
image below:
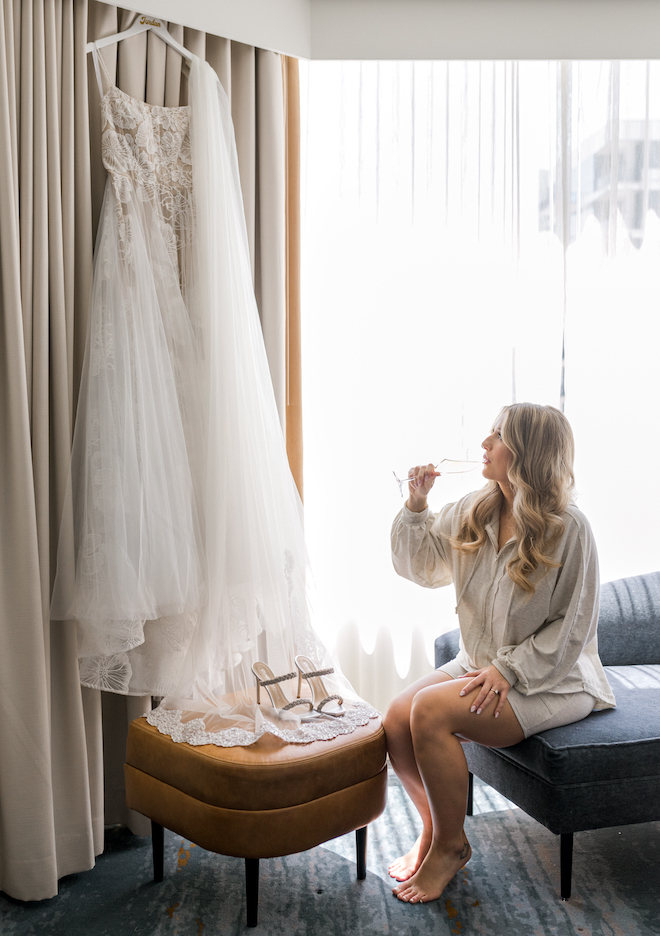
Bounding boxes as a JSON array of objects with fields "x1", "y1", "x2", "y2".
[{"x1": 310, "y1": 0, "x2": 660, "y2": 60}]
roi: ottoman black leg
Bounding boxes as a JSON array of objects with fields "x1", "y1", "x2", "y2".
[
  {"x1": 151, "y1": 821, "x2": 164, "y2": 883},
  {"x1": 560, "y1": 833, "x2": 573, "y2": 899},
  {"x1": 466, "y1": 772, "x2": 474, "y2": 817},
  {"x1": 356, "y1": 826, "x2": 367, "y2": 880},
  {"x1": 245, "y1": 857, "x2": 259, "y2": 927}
]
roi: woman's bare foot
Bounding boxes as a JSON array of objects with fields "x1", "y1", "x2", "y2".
[
  {"x1": 392, "y1": 835, "x2": 471, "y2": 904},
  {"x1": 388, "y1": 829, "x2": 432, "y2": 882}
]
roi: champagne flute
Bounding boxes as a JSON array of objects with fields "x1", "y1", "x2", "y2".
[{"x1": 392, "y1": 458, "x2": 481, "y2": 497}]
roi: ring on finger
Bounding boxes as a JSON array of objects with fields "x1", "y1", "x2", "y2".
[{"x1": 490, "y1": 688, "x2": 500, "y2": 695}]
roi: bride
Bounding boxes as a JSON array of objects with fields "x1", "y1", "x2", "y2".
[{"x1": 386, "y1": 403, "x2": 615, "y2": 903}]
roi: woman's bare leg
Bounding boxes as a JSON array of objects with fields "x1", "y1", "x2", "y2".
[
  {"x1": 384, "y1": 671, "x2": 454, "y2": 881},
  {"x1": 392, "y1": 679, "x2": 524, "y2": 904}
]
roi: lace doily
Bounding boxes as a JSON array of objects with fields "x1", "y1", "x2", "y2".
[{"x1": 147, "y1": 701, "x2": 380, "y2": 747}]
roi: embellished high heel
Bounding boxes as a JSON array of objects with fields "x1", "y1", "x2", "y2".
[
  {"x1": 295, "y1": 654, "x2": 345, "y2": 717},
  {"x1": 251, "y1": 662, "x2": 319, "y2": 721}
]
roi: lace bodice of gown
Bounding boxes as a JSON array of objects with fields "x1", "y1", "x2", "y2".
[{"x1": 100, "y1": 87, "x2": 193, "y2": 280}]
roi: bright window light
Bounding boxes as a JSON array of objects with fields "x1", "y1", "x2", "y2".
[{"x1": 300, "y1": 61, "x2": 660, "y2": 706}]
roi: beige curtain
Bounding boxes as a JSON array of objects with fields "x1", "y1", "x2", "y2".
[
  {"x1": 0, "y1": 0, "x2": 102, "y2": 902},
  {"x1": 0, "y1": 0, "x2": 300, "y2": 901}
]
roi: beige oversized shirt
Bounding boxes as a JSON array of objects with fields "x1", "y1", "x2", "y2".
[{"x1": 391, "y1": 495, "x2": 616, "y2": 709}]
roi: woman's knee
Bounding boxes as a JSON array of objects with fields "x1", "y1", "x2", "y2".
[
  {"x1": 385, "y1": 674, "x2": 456, "y2": 740},
  {"x1": 384, "y1": 689, "x2": 414, "y2": 738},
  {"x1": 410, "y1": 684, "x2": 452, "y2": 737}
]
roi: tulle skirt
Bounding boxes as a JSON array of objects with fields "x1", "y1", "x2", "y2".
[{"x1": 51, "y1": 159, "x2": 205, "y2": 695}]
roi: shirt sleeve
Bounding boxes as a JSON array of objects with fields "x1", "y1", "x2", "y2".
[
  {"x1": 390, "y1": 502, "x2": 455, "y2": 589},
  {"x1": 491, "y1": 513, "x2": 600, "y2": 694}
]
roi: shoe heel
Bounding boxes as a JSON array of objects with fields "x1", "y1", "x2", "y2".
[
  {"x1": 255, "y1": 674, "x2": 261, "y2": 704},
  {"x1": 297, "y1": 669, "x2": 302, "y2": 699}
]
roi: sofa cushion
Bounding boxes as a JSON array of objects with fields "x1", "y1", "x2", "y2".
[
  {"x1": 435, "y1": 629, "x2": 461, "y2": 669},
  {"x1": 493, "y1": 665, "x2": 660, "y2": 786},
  {"x1": 597, "y1": 572, "x2": 660, "y2": 665}
]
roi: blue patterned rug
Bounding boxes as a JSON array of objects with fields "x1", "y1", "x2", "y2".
[{"x1": 2, "y1": 774, "x2": 658, "y2": 935}]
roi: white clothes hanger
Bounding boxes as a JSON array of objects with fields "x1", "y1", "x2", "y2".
[
  {"x1": 85, "y1": 14, "x2": 193, "y2": 62},
  {"x1": 86, "y1": 14, "x2": 193, "y2": 100}
]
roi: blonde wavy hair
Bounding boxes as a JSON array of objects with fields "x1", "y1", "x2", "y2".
[{"x1": 452, "y1": 403, "x2": 575, "y2": 593}]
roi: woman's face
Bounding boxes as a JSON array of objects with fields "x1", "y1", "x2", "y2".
[{"x1": 482, "y1": 416, "x2": 513, "y2": 487}]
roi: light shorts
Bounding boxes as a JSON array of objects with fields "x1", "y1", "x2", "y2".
[{"x1": 437, "y1": 658, "x2": 597, "y2": 739}]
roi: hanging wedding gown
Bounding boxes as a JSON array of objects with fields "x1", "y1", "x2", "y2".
[{"x1": 51, "y1": 52, "x2": 376, "y2": 745}]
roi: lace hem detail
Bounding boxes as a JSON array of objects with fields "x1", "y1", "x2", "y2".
[{"x1": 146, "y1": 701, "x2": 380, "y2": 747}]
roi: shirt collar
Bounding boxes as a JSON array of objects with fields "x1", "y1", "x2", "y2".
[{"x1": 486, "y1": 505, "x2": 516, "y2": 552}]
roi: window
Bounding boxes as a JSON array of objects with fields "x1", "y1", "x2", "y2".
[{"x1": 301, "y1": 61, "x2": 660, "y2": 708}]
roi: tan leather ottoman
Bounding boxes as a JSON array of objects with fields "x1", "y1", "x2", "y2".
[{"x1": 125, "y1": 715, "x2": 388, "y2": 926}]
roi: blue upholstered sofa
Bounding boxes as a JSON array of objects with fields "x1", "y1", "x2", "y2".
[{"x1": 435, "y1": 571, "x2": 660, "y2": 898}]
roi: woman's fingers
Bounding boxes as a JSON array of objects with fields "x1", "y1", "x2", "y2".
[
  {"x1": 460, "y1": 674, "x2": 491, "y2": 711},
  {"x1": 493, "y1": 687, "x2": 509, "y2": 719},
  {"x1": 477, "y1": 684, "x2": 510, "y2": 715},
  {"x1": 407, "y1": 464, "x2": 439, "y2": 495},
  {"x1": 478, "y1": 687, "x2": 505, "y2": 714},
  {"x1": 459, "y1": 666, "x2": 510, "y2": 716},
  {"x1": 459, "y1": 670, "x2": 486, "y2": 696},
  {"x1": 471, "y1": 684, "x2": 496, "y2": 714}
]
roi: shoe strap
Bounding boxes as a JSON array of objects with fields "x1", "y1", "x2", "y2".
[
  {"x1": 281, "y1": 697, "x2": 314, "y2": 712},
  {"x1": 257, "y1": 670, "x2": 297, "y2": 686},
  {"x1": 316, "y1": 694, "x2": 343, "y2": 711},
  {"x1": 302, "y1": 666, "x2": 335, "y2": 679}
]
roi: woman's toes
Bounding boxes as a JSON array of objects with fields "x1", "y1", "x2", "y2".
[{"x1": 393, "y1": 884, "x2": 413, "y2": 901}]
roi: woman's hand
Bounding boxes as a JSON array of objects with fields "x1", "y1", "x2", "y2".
[
  {"x1": 459, "y1": 665, "x2": 511, "y2": 718},
  {"x1": 405, "y1": 464, "x2": 440, "y2": 512}
]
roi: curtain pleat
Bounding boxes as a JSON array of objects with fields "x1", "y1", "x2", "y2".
[
  {"x1": 0, "y1": 0, "x2": 301, "y2": 900},
  {"x1": 206, "y1": 32, "x2": 230, "y2": 97},
  {"x1": 285, "y1": 56, "x2": 303, "y2": 498},
  {"x1": 163, "y1": 23, "x2": 184, "y2": 107},
  {"x1": 19, "y1": 0, "x2": 34, "y2": 395},
  {"x1": 231, "y1": 43, "x2": 257, "y2": 277},
  {"x1": 256, "y1": 49, "x2": 287, "y2": 424}
]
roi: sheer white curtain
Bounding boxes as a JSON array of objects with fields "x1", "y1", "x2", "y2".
[{"x1": 300, "y1": 61, "x2": 660, "y2": 714}]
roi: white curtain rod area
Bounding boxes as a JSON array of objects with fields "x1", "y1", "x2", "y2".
[{"x1": 130, "y1": 0, "x2": 660, "y2": 61}]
